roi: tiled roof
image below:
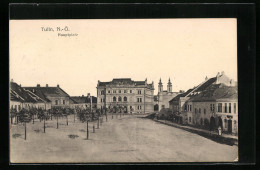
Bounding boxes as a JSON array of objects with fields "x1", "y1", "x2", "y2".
[
  {"x1": 70, "y1": 96, "x2": 97, "y2": 104},
  {"x1": 99, "y1": 78, "x2": 151, "y2": 88},
  {"x1": 191, "y1": 77, "x2": 217, "y2": 94},
  {"x1": 10, "y1": 91, "x2": 23, "y2": 102},
  {"x1": 24, "y1": 86, "x2": 70, "y2": 98},
  {"x1": 188, "y1": 84, "x2": 237, "y2": 102},
  {"x1": 169, "y1": 89, "x2": 193, "y2": 103},
  {"x1": 10, "y1": 82, "x2": 39, "y2": 103}
]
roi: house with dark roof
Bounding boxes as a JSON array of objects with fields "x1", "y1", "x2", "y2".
[
  {"x1": 70, "y1": 93, "x2": 97, "y2": 109},
  {"x1": 24, "y1": 84, "x2": 71, "y2": 108},
  {"x1": 10, "y1": 80, "x2": 51, "y2": 111},
  {"x1": 97, "y1": 78, "x2": 154, "y2": 114},
  {"x1": 169, "y1": 71, "x2": 237, "y2": 134}
]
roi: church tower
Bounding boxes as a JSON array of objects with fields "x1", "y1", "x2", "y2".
[
  {"x1": 167, "y1": 78, "x2": 172, "y2": 92},
  {"x1": 158, "y1": 78, "x2": 163, "y2": 92}
]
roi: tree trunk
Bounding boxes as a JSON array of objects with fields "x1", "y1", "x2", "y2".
[
  {"x1": 11, "y1": 116, "x2": 13, "y2": 124},
  {"x1": 66, "y1": 115, "x2": 68, "y2": 126},
  {"x1": 86, "y1": 121, "x2": 89, "y2": 140},
  {"x1": 44, "y1": 119, "x2": 46, "y2": 133},
  {"x1": 97, "y1": 117, "x2": 99, "y2": 129},
  {"x1": 57, "y1": 116, "x2": 59, "y2": 129},
  {"x1": 33, "y1": 115, "x2": 34, "y2": 124},
  {"x1": 74, "y1": 113, "x2": 75, "y2": 123},
  {"x1": 51, "y1": 114, "x2": 52, "y2": 120},
  {"x1": 24, "y1": 122, "x2": 26, "y2": 140}
]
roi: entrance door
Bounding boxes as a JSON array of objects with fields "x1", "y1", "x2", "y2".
[
  {"x1": 228, "y1": 120, "x2": 232, "y2": 133},
  {"x1": 124, "y1": 106, "x2": 127, "y2": 113}
]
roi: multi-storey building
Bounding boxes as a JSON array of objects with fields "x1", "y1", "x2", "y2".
[
  {"x1": 157, "y1": 78, "x2": 179, "y2": 111},
  {"x1": 24, "y1": 84, "x2": 70, "y2": 108},
  {"x1": 10, "y1": 80, "x2": 51, "y2": 111},
  {"x1": 169, "y1": 71, "x2": 238, "y2": 134},
  {"x1": 96, "y1": 78, "x2": 154, "y2": 114}
]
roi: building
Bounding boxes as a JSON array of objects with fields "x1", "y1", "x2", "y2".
[
  {"x1": 10, "y1": 81, "x2": 51, "y2": 111},
  {"x1": 169, "y1": 71, "x2": 238, "y2": 134},
  {"x1": 188, "y1": 84, "x2": 238, "y2": 134},
  {"x1": 24, "y1": 84, "x2": 70, "y2": 108},
  {"x1": 157, "y1": 78, "x2": 179, "y2": 111},
  {"x1": 70, "y1": 93, "x2": 97, "y2": 110},
  {"x1": 96, "y1": 78, "x2": 154, "y2": 114}
]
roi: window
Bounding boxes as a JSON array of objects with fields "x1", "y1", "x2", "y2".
[
  {"x1": 229, "y1": 103, "x2": 231, "y2": 113},
  {"x1": 204, "y1": 108, "x2": 206, "y2": 114},
  {"x1": 190, "y1": 105, "x2": 192, "y2": 111},
  {"x1": 101, "y1": 90, "x2": 104, "y2": 95},
  {"x1": 195, "y1": 108, "x2": 197, "y2": 114},
  {"x1": 101, "y1": 98, "x2": 103, "y2": 103},
  {"x1": 234, "y1": 103, "x2": 236, "y2": 114},
  {"x1": 130, "y1": 90, "x2": 132, "y2": 93},
  {"x1": 118, "y1": 96, "x2": 122, "y2": 102},
  {"x1": 199, "y1": 108, "x2": 201, "y2": 113},
  {"x1": 119, "y1": 90, "x2": 121, "y2": 93},
  {"x1": 210, "y1": 104, "x2": 215, "y2": 111},
  {"x1": 63, "y1": 100, "x2": 65, "y2": 105},
  {"x1": 15, "y1": 105, "x2": 17, "y2": 111},
  {"x1": 184, "y1": 105, "x2": 187, "y2": 111},
  {"x1": 137, "y1": 98, "x2": 142, "y2": 102},
  {"x1": 224, "y1": 103, "x2": 227, "y2": 113},
  {"x1": 187, "y1": 105, "x2": 189, "y2": 111},
  {"x1": 138, "y1": 90, "x2": 142, "y2": 94},
  {"x1": 55, "y1": 100, "x2": 58, "y2": 105},
  {"x1": 108, "y1": 90, "x2": 110, "y2": 93},
  {"x1": 189, "y1": 117, "x2": 191, "y2": 123},
  {"x1": 218, "y1": 103, "x2": 222, "y2": 112},
  {"x1": 18, "y1": 105, "x2": 21, "y2": 111},
  {"x1": 113, "y1": 96, "x2": 116, "y2": 102},
  {"x1": 113, "y1": 90, "x2": 116, "y2": 93},
  {"x1": 138, "y1": 105, "x2": 142, "y2": 110},
  {"x1": 124, "y1": 96, "x2": 127, "y2": 102},
  {"x1": 124, "y1": 90, "x2": 127, "y2": 93}
]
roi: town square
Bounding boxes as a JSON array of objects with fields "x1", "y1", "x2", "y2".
[{"x1": 9, "y1": 19, "x2": 238, "y2": 163}]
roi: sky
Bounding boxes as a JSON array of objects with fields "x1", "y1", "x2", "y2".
[{"x1": 10, "y1": 19, "x2": 237, "y2": 96}]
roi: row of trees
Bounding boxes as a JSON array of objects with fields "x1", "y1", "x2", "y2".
[{"x1": 10, "y1": 104, "x2": 131, "y2": 140}]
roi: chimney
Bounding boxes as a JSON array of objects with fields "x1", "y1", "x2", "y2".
[
  {"x1": 205, "y1": 76, "x2": 208, "y2": 81},
  {"x1": 11, "y1": 79, "x2": 13, "y2": 83},
  {"x1": 221, "y1": 71, "x2": 225, "y2": 75},
  {"x1": 57, "y1": 84, "x2": 59, "y2": 88},
  {"x1": 46, "y1": 84, "x2": 48, "y2": 87},
  {"x1": 37, "y1": 84, "x2": 40, "y2": 87},
  {"x1": 216, "y1": 72, "x2": 220, "y2": 77},
  {"x1": 87, "y1": 93, "x2": 90, "y2": 97},
  {"x1": 82, "y1": 95, "x2": 84, "y2": 97}
]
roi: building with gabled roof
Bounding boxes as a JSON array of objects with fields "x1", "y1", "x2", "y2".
[
  {"x1": 169, "y1": 71, "x2": 237, "y2": 134},
  {"x1": 24, "y1": 84, "x2": 70, "y2": 108},
  {"x1": 97, "y1": 78, "x2": 154, "y2": 114},
  {"x1": 70, "y1": 93, "x2": 97, "y2": 110},
  {"x1": 10, "y1": 80, "x2": 51, "y2": 111}
]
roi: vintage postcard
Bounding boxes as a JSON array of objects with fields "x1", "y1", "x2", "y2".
[{"x1": 9, "y1": 18, "x2": 238, "y2": 163}]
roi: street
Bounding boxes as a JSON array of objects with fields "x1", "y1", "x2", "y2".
[{"x1": 10, "y1": 114, "x2": 238, "y2": 163}]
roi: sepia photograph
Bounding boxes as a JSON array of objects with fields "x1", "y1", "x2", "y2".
[{"x1": 9, "y1": 18, "x2": 238, "y2": 163}]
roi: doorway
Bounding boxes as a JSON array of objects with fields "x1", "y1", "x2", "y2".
[{"x1": 228, "y1": 120, "x2": 232, "y2": 133}]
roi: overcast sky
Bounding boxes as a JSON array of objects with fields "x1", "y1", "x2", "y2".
[{"x1": 10, "y1": 19, "x2": 237, "y2": 96}]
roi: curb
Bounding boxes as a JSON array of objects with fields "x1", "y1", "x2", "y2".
[{"x1": 153, "y1": 119, "x2": 238, "y2": 146}]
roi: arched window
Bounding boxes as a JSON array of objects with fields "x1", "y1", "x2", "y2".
[
  {"x1": 118, "y1": 96, "x2": 122, "y2": 102},
  {"x1": 124, "y1": 96, "x2": 127, "y2": 101},
  {"x1": 113, "y1": 96, "x2": 116, "y2": 102},
  {"x1": 101, "y1": 90, "x2": 104, "y2": 95}
]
